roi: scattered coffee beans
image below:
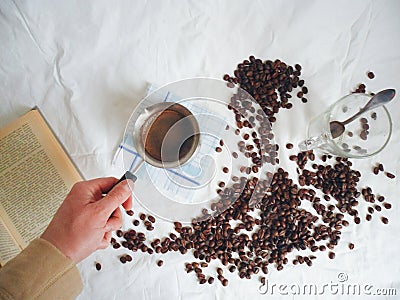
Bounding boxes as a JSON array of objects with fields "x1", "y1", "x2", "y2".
[{"x1": 106, "y1": 58, "x2": 394, "y2": 289}]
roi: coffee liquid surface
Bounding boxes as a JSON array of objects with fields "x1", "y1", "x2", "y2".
[{"x1": 144, "y1": 109, "x2": 195, "y2": 163}]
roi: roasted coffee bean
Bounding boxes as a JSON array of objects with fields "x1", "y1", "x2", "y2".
[
  {"x1": 366, "y1": 214, "x2": 372, "y2": 221},
  {"x1": 381, "y1": 217, "x2": 389, "y2": 224},
  {"x1": 148, "y1": 215, "x2": 156, "y2": 223},
  {"x1": 367, "y1": 71, "x2": 375, "y2": 79},
  {"x1": 219, "y1": 139, "x2": 224, "y2": 146},
  {"x1": 217, "y1": 267, "x2": 223, "y2": 276},
  {"x1": 286, "y1": 143, "x2": 293, "y2": 149},
  {"x1": 383, "y1": 203, "x2": 392, "y2": 209},
  {"x1": 348, "y1": 243, "x2": 355, "y2": 250},
  {"x1": 126, "y1": 210, "x2": 134, "y2": 216},
  {"x1": 385, "y1": 172, "x2": 395, "y2": 179},
  {"x1": 222, "y1": 279, "x2": 228, "y2": 287},
  {"x1": 133, "y1": 219, "x2": 140, "y2": 226},
  {"x1": 216, "y1": 147, "x2": 222, "y2": 153},
  {"x1": 139, "y1": 213, "x2": 146, "y2": 221},
  {"x1": 208, "y1": 277, "x2": 214, "y2": 284},
  {"x1": 95, "y1": 263, "x2": 102, "y2": 271},
  {"x1": 120, "y1": 256, "x2": 127, "y2": 264},
  {"x1": 360, "y1": 131, "x2": 367, "y2": 140},
  {"x1": 328, "y1": 252, "x2": 335, "y2": 259},
  {"x1": 157, "y1": 260, "x2": 163, "y2": 267},
  {"x1": 223, "y1": 167, "x2": 229, "y2": 173},
  {"x1": 232, "y1": 152, "x2": 238, "y2": 159},
  {"x1": 174, "y1": 223, "x2": 183, "y2": 232}
]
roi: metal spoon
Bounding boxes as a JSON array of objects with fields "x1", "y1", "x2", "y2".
[{"x1": 330, "y1": 89, "x2": 396, "y2": 139}]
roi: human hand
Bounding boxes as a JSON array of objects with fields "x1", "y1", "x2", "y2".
[{"x1": 41, "y1": 177, "x2": 133, "y2": 263}]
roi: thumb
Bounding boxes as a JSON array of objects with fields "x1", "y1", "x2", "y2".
[{"x1": 97, "y1": 180, "x2": 133, "y2": 216}]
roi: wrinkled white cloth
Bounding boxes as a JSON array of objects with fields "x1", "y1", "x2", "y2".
[{"x1": 0, "y1": 1, "x2": 399, "y2": 299}]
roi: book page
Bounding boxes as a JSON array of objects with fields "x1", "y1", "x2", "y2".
[
  {"x1": 0, "y1": 109, "x2": 82, "y2": 263},
  {"x1": 0, "y1": 218, "x2": 21, "y2": 266}
]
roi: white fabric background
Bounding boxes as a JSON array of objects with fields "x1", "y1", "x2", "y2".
[{"x1": 1, "y1": 1, "x2": 399, "y2": 299}]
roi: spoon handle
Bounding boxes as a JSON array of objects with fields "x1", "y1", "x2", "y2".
[
  {"x1": 341, "y1": 107, "x2": 367, "y2": 125},
  {"x1": 342, "y1": 89, "x2": 395, "y2": 125}
]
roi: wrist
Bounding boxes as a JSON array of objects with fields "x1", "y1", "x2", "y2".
[{"x1": 41, "y1": 233, "x2": 76, "y2": 262}]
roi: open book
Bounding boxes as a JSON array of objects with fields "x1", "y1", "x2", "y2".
[{"x1": 0, "y1": 108, "x2": 83, "y2": 266}]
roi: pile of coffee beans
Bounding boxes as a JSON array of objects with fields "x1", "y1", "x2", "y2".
[
  {"x1": 101, "y1": 57, "x2": 395, "y2": 289},
  {"x1": 223, "y1": 56, "x2": 309, "y2": 123}
]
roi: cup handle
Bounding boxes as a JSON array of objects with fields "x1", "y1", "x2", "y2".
[{"x1": 298, "y1": 134, "x2": 327, "y2": 152}]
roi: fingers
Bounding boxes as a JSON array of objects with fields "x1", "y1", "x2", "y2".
[
  {"x1": 105, "y1": 208, "x2": 122, "y2": 231},
  {"x1": 97, "y1": 180, "x2": 133, "y2": 216},
  {"x1": 99, "y1": 231, "x2": 113, "y2": 249},
  {"x1": 121, "y1": 194, "x2": 133, "y2": 211},
  {"x1": 86, "y1": 177, "x2": 120, "y2": 194},
  {"x1": 73, "y1": 177, "x2": 119, "y2": 201}
]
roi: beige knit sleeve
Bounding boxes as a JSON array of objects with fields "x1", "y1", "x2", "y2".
[{"x1": 0, "y1": 238, "x2": 83, "y2": 300}]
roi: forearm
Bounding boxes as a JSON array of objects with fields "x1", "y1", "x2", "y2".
[{"x1": 0, "y1": 238, "x2": 82, "y2": 300}]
